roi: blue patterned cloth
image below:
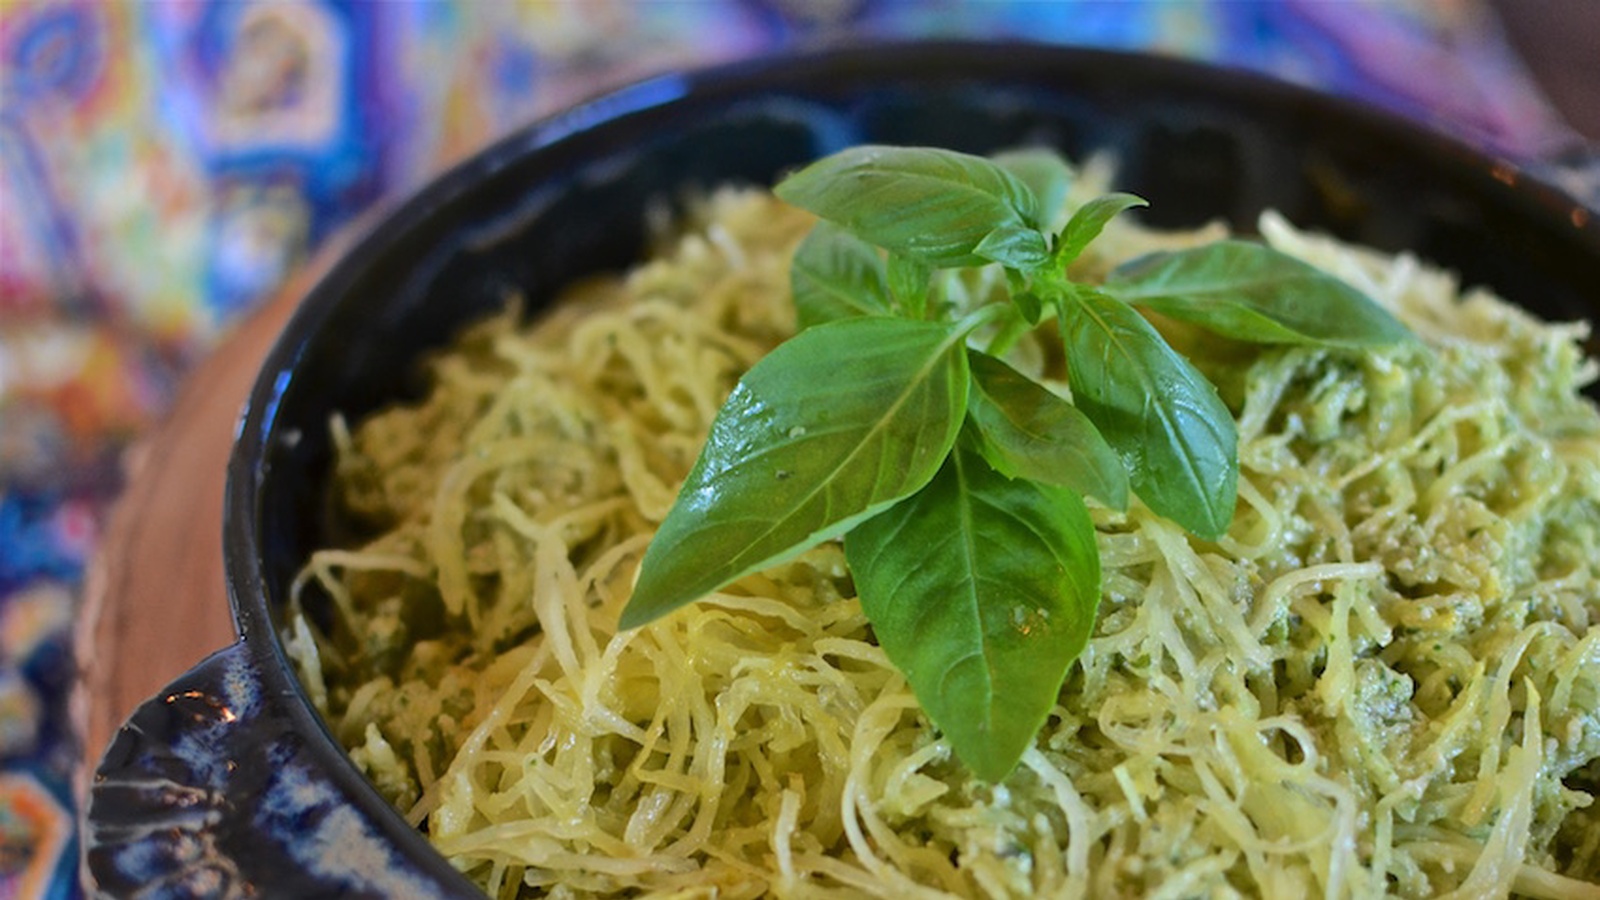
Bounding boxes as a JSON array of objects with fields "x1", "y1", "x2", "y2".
[{"x1": 0, "y1": 2, "x2": 1584, "y2": 894}]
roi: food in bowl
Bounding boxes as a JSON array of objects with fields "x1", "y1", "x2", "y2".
[{"x1": 286, "y1": 147, "x2": 1600, "y2": 898}]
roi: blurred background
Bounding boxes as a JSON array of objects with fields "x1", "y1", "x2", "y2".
[{"x1": 0, "y1": 1, "x2": 1594, "y2": 895}]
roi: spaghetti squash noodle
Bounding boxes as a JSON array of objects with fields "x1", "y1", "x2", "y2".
[{"x1": 289, "y1": 179, "x2": 1600, "y2": 899}]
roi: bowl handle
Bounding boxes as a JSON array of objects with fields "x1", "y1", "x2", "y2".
[{"x1": 85, "y1": 642, "x2": 472, "y2": 898}]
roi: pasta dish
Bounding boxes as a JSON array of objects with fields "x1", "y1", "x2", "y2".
[{"x1": 287, "y1": 171, "x2": 1600, "y2": 899}]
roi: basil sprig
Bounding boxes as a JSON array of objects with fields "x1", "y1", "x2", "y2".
[{"x1": 621, "y1": 145, "x2": 1412, "y2": 781}]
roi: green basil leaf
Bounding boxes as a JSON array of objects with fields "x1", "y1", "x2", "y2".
[
  {"x1": 1103, "y1": 240, "x2": 1412, "y2": 347},
  {"x1": 998, "y1": 267, "x2": 1044, "y2": 326},
  {"x1": 1056, "y1": 192, "x2": 1148, "y2": 266},
  {"x1": 966, "y1": 350, "x2": 1128, "y2": 509},
  {"x1": 622, "y1": 317, "x2": 971, "y2": 628},
  {"x1": 1012, "y1": 289, "x2": 1044, "y2": 325},
  {"x1": 991, "y1": 148, "x2": 1073, "y2": 228},
  {"x1": 775, "y1": 145, "x2": 1050, "y2": 269},
  {"x1": 791, "y1": 222, "x2": 893, "y2": 330},
  {"x1": 1004, "y1": 267, "x2": 1028, "y2": 294},
  {"x1": 845, "y1": 440, "x2": 1101, "y2": 782},
  {"x1": 1059, "y1": 288, "x2": 1237, "y2": 539},
  {"x1": 887, "y1": 252, "x2": 932, "y2": 319}
]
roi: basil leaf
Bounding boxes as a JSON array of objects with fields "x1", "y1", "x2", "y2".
[
  {"x1": 1058, "y1": 288, "x2": 1237, "y2": 539},
  {"x1": 966, "y1": 350, "x2": 1128, "y2": 509},
  {"x1": 1012, "y1": 289, "x2": 1044, "y2": 325},
  {"x1": 1056, "y1": 192, "x2": 1148, "y2": 266},
  {"x1": 791, "y1": 222, "x2": 893, "y2": 331},
  {"x1": 887, "y1": 252, "x2": 932, "y2": 319},
  {"x1": 1002, "y1": 267, "x2": 1043, "y2": 325},
  {"x1": 622, "y1": 317, "x2": 971, "y2": 628},
  {"x1": 775, "y1": 145, "x2": 1050, "y2": 269},
  {"x1": 1103, "y1": 240, "x2": 1412, "y2": 347},
  {"x1": 846, "y1": 440, "x2": 1100, "y2": 782},
  {"x1": 991, "y1": 148, "x2": 1073, "y2": 228}
]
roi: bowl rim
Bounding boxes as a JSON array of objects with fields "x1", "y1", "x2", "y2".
[{"x1": 219, "y1": 37, "x2": 1600, "y2": 889}]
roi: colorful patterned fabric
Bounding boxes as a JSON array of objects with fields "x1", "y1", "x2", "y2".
[{"x1": 0, "y1": 2, "x2": 1585, "y2": 895}]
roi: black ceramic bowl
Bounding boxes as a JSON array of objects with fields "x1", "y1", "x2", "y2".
[{"x1": 86, "y1": 42, "x2": 1600, "y2": 898}]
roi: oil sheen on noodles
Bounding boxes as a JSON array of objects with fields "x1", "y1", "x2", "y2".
[{"x1": 287, "y1": 178, "x2": 1600, "y2": 899}]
